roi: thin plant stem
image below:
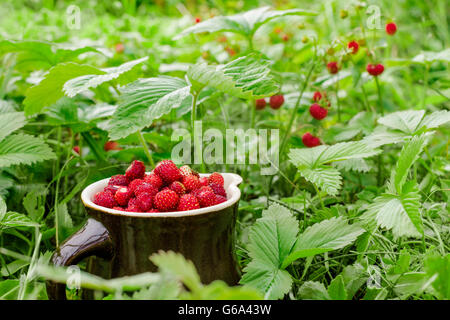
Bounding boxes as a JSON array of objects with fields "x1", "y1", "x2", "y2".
[
  {"x1": 336, "y1": 76, "x2": 341, "y2": 121},
  {"x1": 374, "y1": 76, "x2": 384, "y2": 116},
  {"x1": 279, "y1": 61, "x2": 316, "y2": 156},
  {"x1": 137, "y1": 130, "x2": 155, "y2": 168},
  {"x1": 422, "y1": 64, "x2": 429, "y2": 109}
]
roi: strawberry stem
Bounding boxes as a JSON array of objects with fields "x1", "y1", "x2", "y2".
[{"x1": 137, "y1": 130, "x2": 155, "y2": 168}]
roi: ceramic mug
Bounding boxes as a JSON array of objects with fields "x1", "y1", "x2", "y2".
[{"x1": 47, "y1": 173, "x2": 243, "y2": 300}]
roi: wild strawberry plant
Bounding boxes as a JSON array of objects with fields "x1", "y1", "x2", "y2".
[{"x1": 0, "y1": 1, "x2": 448, "y2": 301}]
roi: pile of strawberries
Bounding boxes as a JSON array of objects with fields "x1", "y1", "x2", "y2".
[{"x1": 92, "y1": 160, "x2": 228, "y2": 213}]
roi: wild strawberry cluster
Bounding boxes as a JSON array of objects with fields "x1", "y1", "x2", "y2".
[{"x1": 92, "y1": 160, "x2": 228, "y2": 213}]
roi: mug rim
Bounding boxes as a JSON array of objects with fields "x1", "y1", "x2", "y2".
[{"x1": 81, "y1": 172, "x2": 242, "y2": 218}]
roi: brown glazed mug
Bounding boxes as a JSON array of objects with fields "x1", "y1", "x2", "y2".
[{"x1": 47, "y1": 173, "x2": 243, "y2": 299}]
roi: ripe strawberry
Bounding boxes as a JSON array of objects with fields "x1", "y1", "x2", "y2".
[
  {"x1": 114, "y1": 187, "x2": 132, "y2": 206},
  {"x1": 309, "y1": 103, "x2": 328, "y2": 120},
  {"x1": 208, "y1": 172, "x2": 224, "y2": 186},
  {"x1": 136, "y1": 192, "x2": 153, "y2": 211},
  {"x1": 112, "y1": 206, "x2": 125, "y2": 211},
  {"x1": 93, "y1": 191, "x2": 117, "y2": 208},
  {"x1": 209, "y1": 183, "x2": 226, "y2": 197},
  {"x1": 115, "y1": 43, "x2": 125, "y2": 54},
  {"x1": 147, "y1": 208, "x2": 160, "y2": 213},
  {"x1": 195, "y1": 17, "x2": 201, "y2": 24},
  {"x1": 282, "y1": 34, "x2": 289, "y2": 42},
  {"x1": 195, "y1": 186, "x2": 216, "y2": 208},
  {"x1": 385, "y1": 22, "x2": 397, "y2": 35},
  {"x1": 125, "y1": 160, "x2": 146, "y2": 180},
  {"x1": 73, "y1": 146, "x2": 80, "y2": 155},
  {"x1": 302, "y1": 132, "x2": 321, "y2": 148},
  {"x1": 177, "y1": 194, "x2": 200, "y2": 211},
  {"x1": 367, "y1": 63, "x2": 384, "y2": 76},
  {"x1": 126, "y1": 197, "x2": 142, "y2": 212},
  {"x1": 313, "y1": 91, "x2": 323, "y2": 102},
  {"x1": 182, "y1": 175, "x2": 201, "y2": 192},
  {"x1": 179, "y1": 165, "x2": 199, "y2": 178},
  {"x1": 154, "y1": 160, "x2": 182, "y2": 184},
  {"x1": 104, "y1": 185, "x2": 120, "y2": 195},
  {"x1": 109, "y1": 174, "x2": 129, "y2": 186},
  {"x1": 104, "y1": 141, "x2": 121, "y2": 151},
  {"x1": 214, "y1": 195, "x2": 227, "y2": 205},
  {"x1": 128, "y1": 179, "x2": 145, "y2": 195},
  {"x1": 144, "y1": 173, "x2": 163, "y2": 189},
  {"x1": 154, "y1": 189, "x2": 179, "y2": 211},
  {"x1": 327, "y1": 61, "x2": 339, "y2": 74},
  {"x1": 255, "y1": 99, "x2": 266, "y2": 110},
  {"x1": 348, "y1": 40, "x2": 359, "y2": 54},
  {"x1": 199, "y1": 177, "x2": 209, "y2": 187},
  {"x1": 269, "y1": 95, "x2": 285, "y2": 110},
  {"x1": 135, "y1": 182, "x2": 158, "y2": 197},
  {"x1": 170, "y1": 181, "x2": 186, "y2": 195}
]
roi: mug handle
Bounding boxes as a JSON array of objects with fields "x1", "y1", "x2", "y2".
[{"x1": 46, "y1": 218, "x2": 114, "y2": 300}]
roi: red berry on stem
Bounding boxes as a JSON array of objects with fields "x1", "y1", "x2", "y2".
[
  {"x1": 269, "y1": 95, "x2": 285, "y2": 109},
  {"x1": 195, "y1": 17, "x2": 201, "y2": 23},
  {"x1": 115, "y1": 43, "x2": 125, "y2": 54},
  {"x1": 177, "y1": 194, "x2": 200, "y2": 211},
  {"x1": 309, "y1": 103, "x2": 328, "y2": 120},
  {"x1": 255, "y1": 99, "x2": 266, "y2": 110},
  {"x1": 348, "y1": 40, "x2": 359, "y2": 54},
  {"x1": 327, "y1": 61, "x2": 339, "y2": 74},
  {"x1": 312, "y1": 91, "x2": 323, "y2": 102},
  {"x1": 125, "y1": 160, "x2": 146, "y2": 180},
  {"x1": 385, "y1": 22, "x2": 397, "y2": 35},
  {"x1": 367, "y1": 63, "x2": 384, "y2": 76},
  {"x1": 104, "y1": 141, "x2": 121, "y2": 151},
  {"x1": 154, "y1": 189, "x2": 179, "y2": 211},
  {"x1": 302, "y1": 132, "x2": 321, "y2": 148}
]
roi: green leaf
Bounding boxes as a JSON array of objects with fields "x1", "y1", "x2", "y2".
[
  {"x1": 175, "y1": 6, "x2": 316, "y2": 39},
  {"x1": 0, "y1": 211, "x2": 39, "y2": 230},
  {"x1": 328, "y1": 275, "x2": 348, "y2": 300},
  {"x1": 393, "y1": 249, "x2": 411, "y2": 274},
  {"x1": 108, "y1": 76, "x2": 191, "y2": 140},
  {"x1": 187, "y1": 53, "x2": 279, "y2": 99},
  {"x1": 361, "y1": 184, "x2": 423, "y2": 238},
  {"x1": 0, "y1": 40, "x2": 102, "y2": 71},
  {"x1": 394, "y1": 134, "x2": 428, "y2": 194},
  {"x1": 282, "y1": 217, "x2": 364, "y2": 267},
  {"x1": 0, "y1": 196, "x2": 6, "y2": 217},
  {"x1": 424, "y1": 253, "x2": 450, "y2": 299},
  {"x1": 288, "y1": 141, "x2": 379, "y2": 195},
  {"x1": 0, "y1": 133, "x2": 56, "y2": 167},
  {"x1": 411, "y1": 48, "x2": 450, "y2": 64},
  {"x1": 0, "y1": 112, "x2": 27, "y2": 143},
  {"x1": 378, "y1": 110, "x2": 425, "y2": 134},
  {"x1": 300, "y1": 166, "x2": 342, "y2": 196},
  {"x1": 63, "y1": 57, "x2": 148, "y2": 97},
  {"x1": 240, "y1": 204, "x2": 298, "y2": 299},
  {"x1": 23, "y1": 63, "x2": 102, "y2": 116},
  {"x1": 150, "y1": 250, "x2": 201, "y2": 292},
  {"x1": 334, "y1": 158, "x2": 372, "y2": 173},
  {"x1": 298, "y1": 281, "x2": 330, "y2": 300},
  {"x1": 419, "y1": 110, "x2": 450, "y2": 129}
]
